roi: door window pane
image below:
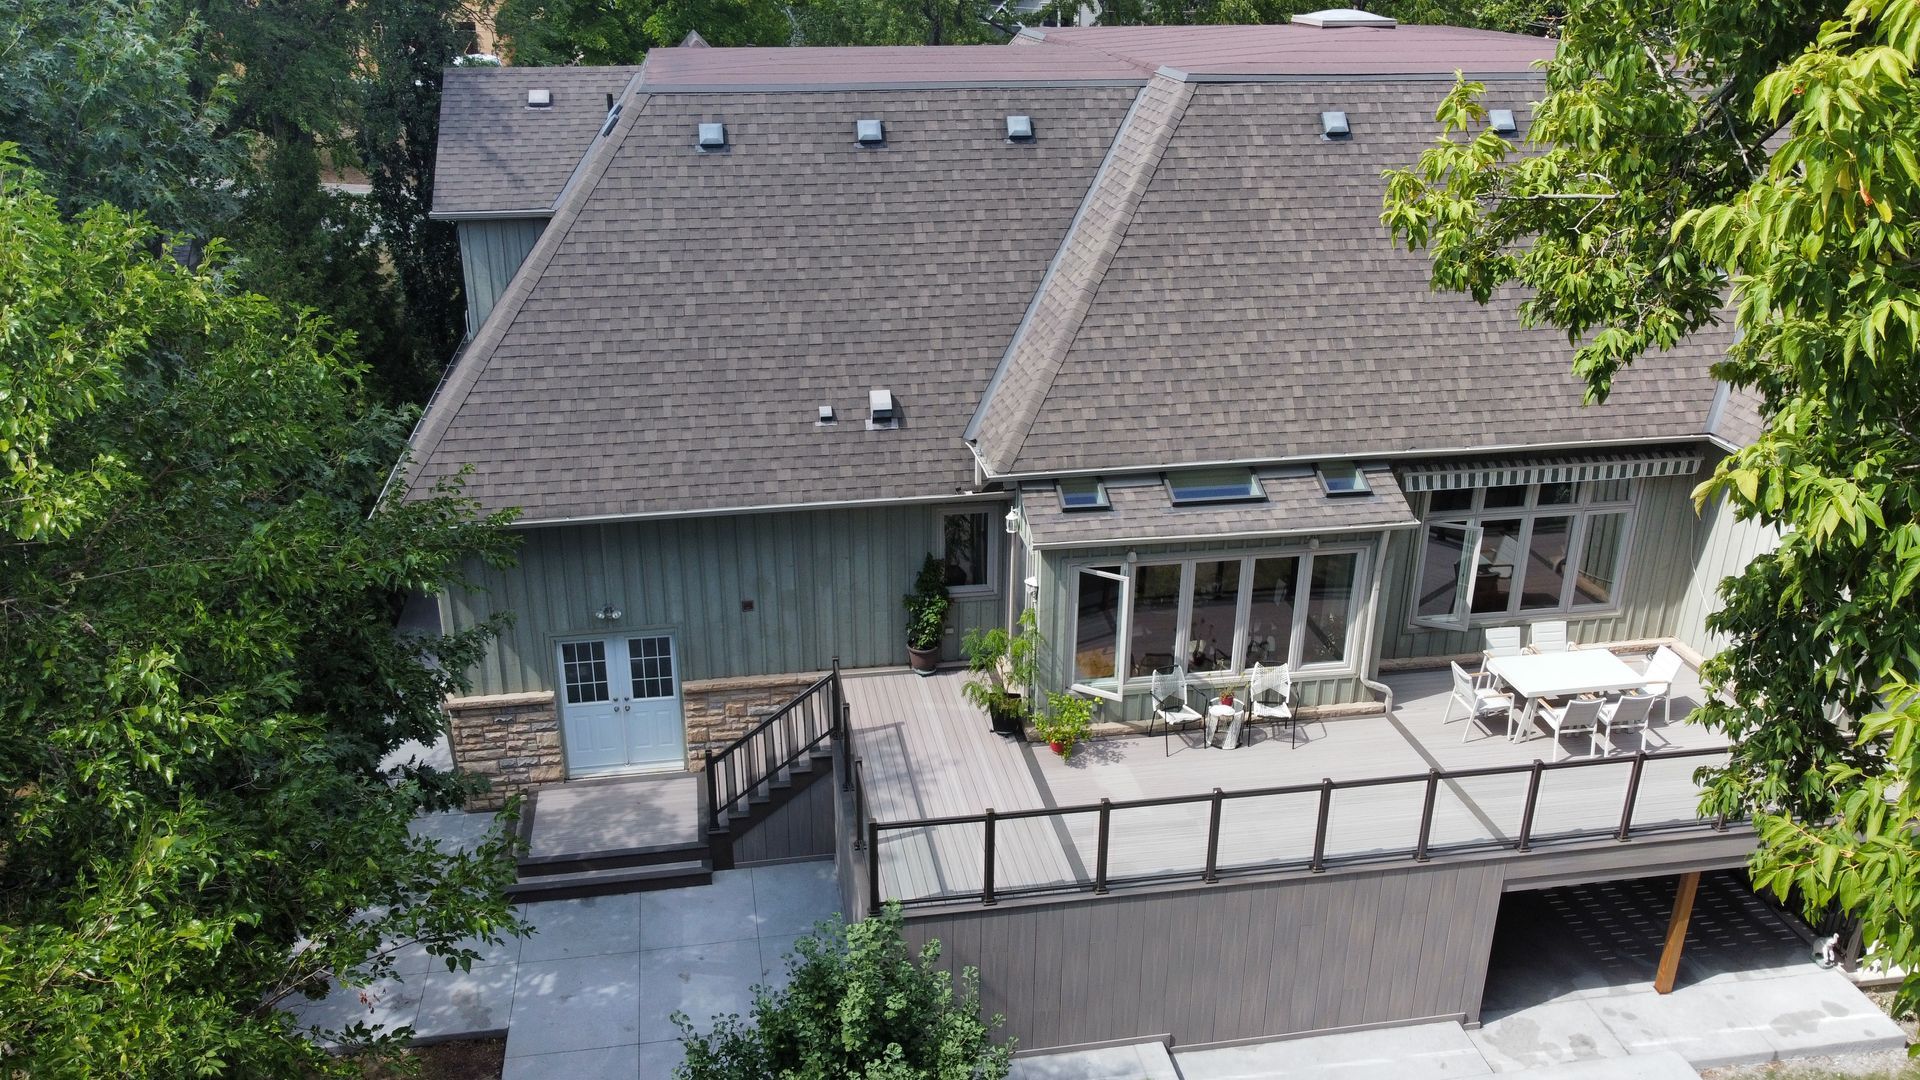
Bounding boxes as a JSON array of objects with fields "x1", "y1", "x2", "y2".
[
  {"x1": 1186, "y1": 560, "x2": 1241, "y2": 673},
  {"x1": 943, "y1": 511, "x2": 991, "y2": 588},
  {"x1": 561, "y1": 641, "x2": 610, "y2": 704},
  {"x1": 1245, "y1": 557, "x2": 1298, "y2": 667},
  {"x1": 1301, "y1": 553, "x2": 1358, "y2": 665},
  {"x1": 1073, "y1": 569, "x2": 1123, "y2": 683},
  {"x1": 1519, "y1": 517, "x2": 1573, "y2": 610},
  {"x1": 1128, "y1": 564, "x2": 1184, "y2": 678},
  {"x1": 628, "y1": 636, "x2": 675, "y2": 698},
  {"x1": 1471, "y1": 519, "x2": 1524, "y2": 614},
  {"x1": 1574, "y1": 512, "x2": 1627, "y2": 606}
]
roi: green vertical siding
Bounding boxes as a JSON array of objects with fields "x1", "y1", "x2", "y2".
[
  {"x1": 458, "y1": 219, "x2": 547, "y2": 334},
  {"x1": 1672, "y1": 454, "x2": 1782, "y2": 657},
  {"x1": 443, "y1": 503, "x2": 1007, "y2": 696},
  {"x1": 1377, "y1": 470, "x2": 1710, "y2": 661}
]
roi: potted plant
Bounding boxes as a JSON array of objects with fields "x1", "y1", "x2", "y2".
[
  {"x1": 1038, "y1": 691, "x2": 1095, "y2": 757},
  {"x1": 904, "y1": 554, "x2": 950, "y2": 675},
  {"x1": 961, "y1": 609, "x2": 1043, "y2": 738}
]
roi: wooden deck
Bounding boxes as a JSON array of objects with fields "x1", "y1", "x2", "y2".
[{"x1": 841, "y1": 659, "x2": 1731, "y2": 905}]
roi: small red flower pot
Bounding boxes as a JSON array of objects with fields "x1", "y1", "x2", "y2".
[{"x1": 1049, "y1": 740, "x2": 1065, "y2": 755}]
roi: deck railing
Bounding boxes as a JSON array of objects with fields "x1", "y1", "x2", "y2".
[
  {"x1": 864, "y1": 744, "x2": 1738, "y2": 910},
  {"x1": 705, "y1": 660, "x2": 842, "y2": 832}
]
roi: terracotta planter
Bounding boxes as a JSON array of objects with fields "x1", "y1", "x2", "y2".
[
  {"x1": 907, "y1": 642, "x2": 940, "y2": 675},
  {"x1": 1049, "y1": 740, "x2": 1065, "y2": 755}
]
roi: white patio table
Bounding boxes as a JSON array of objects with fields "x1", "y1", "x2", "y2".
[{"x1": 1484, "y1": 650, "x2": 1645, "y2": 742}]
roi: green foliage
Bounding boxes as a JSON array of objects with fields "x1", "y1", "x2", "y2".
[
  {"x1": 1020, "y1": 0, "x2": 1555, "y2": 38},
  {"x1": 0, "y1": 0, "x2": 245, "y2": 235},
  {"x1": 1383, "y1": 0, "x2": 1920, "y2": 1017},
  {"x1": 675, "y1": 904, "x2": 1014, "y2": 1079},
  {"x1": 0, "y1": 153, "x2": 528, "y2": 1076},
  {"x1": 960, "y1": 608, "x2": 1044, "y2": 718},
  {"x1": 905, "y1": 554, "x2": 952, "y2": 651},
  {"x1": 790, "y1": 0, "x2": 1007, "y2": 46},
  {"x1": 496, "y1": 0, "x2": 791, "y2": 65},
  {"x1": 1037, "y1": 692, "x2": 1095, "y2": 755}
]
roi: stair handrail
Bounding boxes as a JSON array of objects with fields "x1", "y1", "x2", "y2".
[{"x1": 705, "y1": 664, "x2": 841, "y2": 830}]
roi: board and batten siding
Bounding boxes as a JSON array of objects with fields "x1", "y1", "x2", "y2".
[
  {"x1": 440, "y1": 504, "x2": 1006, "y2": 698},
  {"x1": 457, "y1": 218, "x2": 546, "y2": 335},
  {"x1": 1672, "y1": 493, "x2": 1782, "y2": 658},
  {"x1": 1378, "y1": 469, "x2": 1711, "y2": 662}
]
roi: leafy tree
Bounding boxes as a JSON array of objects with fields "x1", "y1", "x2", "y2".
[
  {"x1": 0, "y1": 151, "x2": 526, "y2": 1076},
  {"x1": 1381, "y1": 0, "x2": 1920, "y2": 1014},
  {"x1": 790, "y1": 0, "x2": 1008, "y2": 45},
  {"x1": 0, "y1": 0, "x2": 245, "y2": 236},
  {"x1": 675, "y1": 904, "x2": 1014, "y2": 1079},
  {"x1": 1019, "y1": 0, "x2": 1554, "y2": 37},
  {"x1": 496, "y1": 0, "x2": 792, "y2": 65}
]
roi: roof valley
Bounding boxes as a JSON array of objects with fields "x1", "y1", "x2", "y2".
[{"x1": 968, "y1": 72, "x2": 1197, "y2": 475}]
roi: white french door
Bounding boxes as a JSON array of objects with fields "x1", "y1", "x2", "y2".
[{"x1": 556, "y1": 635, "x2": 686, "y2": 776}]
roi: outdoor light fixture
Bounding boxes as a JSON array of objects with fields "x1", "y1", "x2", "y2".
[
  {"x1": 594, "y1": 603, "x2": 624, "y2": 621},
  {"x1": 1004, "y1": 507, "x2": 1024, "y2": 535}
]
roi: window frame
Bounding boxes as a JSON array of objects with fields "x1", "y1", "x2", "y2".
[
  {"x1": 937, "y1": 508, "x2": 1000, "y2": 598},
  {"x1": 1057, "y1": 477, "x2": 1111, "y2": 512},
  {"x1": 1164, "y1": 468, "x2": 1266, "y2": 506},
  {"x1": 1066, "y1": 542, "x2": 1372, "y2": 700},
  {"x1": 1409, "y1": 480, "x2": 1638, "y2": 630}
]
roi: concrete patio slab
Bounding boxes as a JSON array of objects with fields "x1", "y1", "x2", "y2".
[
  {"x1": 636, "y1": 938, "x2": 763, "y2": 1045},
  {"x1": 500, "y1": 1043, "x2": 641, "y2": 1080},
  {"x1": 1008, "y1": 1041, "x2": 1179, "y2": 1079},
  {"x1": 639, "y1": 868, "x2": 758, "y2": 950},
  {"x1": 287, "y1": 975, "x2": 425, "y2": 1043},
  {"x1": 519, "y1": 894, "x2": 641, "y2": 963},
  {"x1": 1174, "y1": 1021, "x2": 1493, "y2": 1080},
  {"x1": 414, "y1": 961, "x2": 517, "y2": 1039},
  {"x1": 1468, "y1": 998, "x2": 1632, "y2": 1071},
  {"x1": 750, "y1": 860, "x2": 841, "y2": 937},
  {"x1": 506, "y1": 952, "x2": 643, "y2": 1058},
  {"x1": 1498, "y1": 1049, "x2": 1699, "y2": 1079}
]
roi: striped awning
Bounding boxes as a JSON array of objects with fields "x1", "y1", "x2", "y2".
[{"x1": 1396, "y1": 448, "x2": 1703, "y2": 493}]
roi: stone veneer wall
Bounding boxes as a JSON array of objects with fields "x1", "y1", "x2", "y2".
[
  {"x1": 444, "y1": 691, "x2": 562, "y2": 811},
  {"x1": 682, "y1": 671, "x2": 829, "y2": 767},
  {"x1": 443, "y1": 673, "x2": 827, "y2": 810}
]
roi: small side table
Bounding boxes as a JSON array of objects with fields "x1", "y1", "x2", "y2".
[{"x1": 1206, "y1": 698, "x2": 1246, "y2": 749}]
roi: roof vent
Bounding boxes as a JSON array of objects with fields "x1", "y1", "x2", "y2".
[
  {"x1": 1291, "y1": 8, "x2": 1397, "y2": 26},
  {"x1": 526, "y1": 88, "x2": 552, "y2": 108},
  {"x1": 697, "y1": 122, "x2": 727, "y2": 149},
  {"x1": 817, "y1": 404, "x2": 836, "y2": 425},
  {"x1": 1006, "y1": 115, "x2": 1034, "y2": 140},
  {"x1": 599, "y1": 103, "x2": 622, "y2": 137},
  {"x1": 1488, "y1": 109, "x2": 1518, "y2": 134},
  {"x1": 1320, "y1": 111, "x2": 1350, "y2": 139},
  {"x1": 855, "y1": 119, "x2": 885, "y2": 145},
  {"x1": 868, "y1": 388, "x2": 897, "y2": 428}
]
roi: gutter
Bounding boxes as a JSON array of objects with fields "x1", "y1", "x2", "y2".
[
  {"x1": 503, "y1": 490, "x2": 1011, "y2": 530},
  {"x1": 429, "y1": 208, "x2": 558, "y2": 222}
]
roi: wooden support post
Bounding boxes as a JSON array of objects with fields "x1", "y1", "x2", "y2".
[{"x1": 1654, "y1": 871, "x2": 1700, "y2": 994}]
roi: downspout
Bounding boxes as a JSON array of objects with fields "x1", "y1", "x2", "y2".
[{"x1": 1358, "y1": 530, "x2": 1397, "y2": 715}]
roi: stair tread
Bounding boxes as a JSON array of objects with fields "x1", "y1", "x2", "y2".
[
  {"x1": 517, "y1": 860, "x2": 707, "y2": 886},
  {"x1": 506, "y1": 860, "x2": 712, "y2": 898}
]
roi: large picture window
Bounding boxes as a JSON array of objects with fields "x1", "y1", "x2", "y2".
[
  {"x1": 1413, "y1": 481, "x2": 1635, "y2": 629},
  {"x1": 1069, "y1": 547, "x2": 1367, "y2": 700}
]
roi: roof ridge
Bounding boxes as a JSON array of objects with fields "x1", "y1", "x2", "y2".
[
  {"x1": 400, "y1": 75, "x2": 649, "y2": 503},
  {"x1": 965, "y1": 72, "x2": 1197, "y2": 475}
]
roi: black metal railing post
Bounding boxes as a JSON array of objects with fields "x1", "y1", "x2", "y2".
[
  {"x1": 1309, "y1": 778, "x2": 1333, "y2": 873},
  {"x1": 1414, "y1": 768, "x2": 1440, "y2": 862},
  {"x1": 852, "y1": 759, "x2": 867, "y2": 848},
  {"x1": 841, "y1": 702, "x2": 855, "y2": 792},
  {"x1": 704, "y1": 750, "x2": 719, "y2": 829},
  {"x1": 1616, "y1": 751, "x2": 1647, "y2": 841},
  {"x1": 982, "y1": 809, "x2": 998, "y2": 905},
  {"x1": 1203, "y1": 788, "x2": 1224, "y2": 883},
  {"x1": 1516, "y1": 759, "x2": 1544, "y2": 852},
  {"x1": 867, "y1": 818, "x2": 881, "y2": 912},
  {"x1": 1093, "y1": 799, "x2": 1112, "y2": 894}
]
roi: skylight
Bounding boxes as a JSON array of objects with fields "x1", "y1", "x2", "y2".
[
  {"x1": 1317, "y1": 462, "x2": 1371, "y2": 496},
  {"x1": 1058, "y1": 477, "x2": 1109, "y2": 511},
  {"x1": 1166, "y1": 469, "x2": 1264, "y2": 505}
]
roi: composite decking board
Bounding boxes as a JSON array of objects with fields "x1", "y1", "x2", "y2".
[{"x1": 846, "y1": 663, "x2": 1728, "y2": 903}]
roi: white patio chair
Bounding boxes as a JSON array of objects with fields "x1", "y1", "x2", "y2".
[
  {"x1": 1481, "y1": 625, "x2": 1524, "y2": 676},
  {"x1": 1150, "y1": 668, "x2": 1202, "y2": 757},
  {"x1": 1527, "y1": 620, "x2": 1573, "y2": 653},
  {"x1": 1596, "y1": 691, "x2": 1658, "y2": 755},
  {"x1": 1247, "y1": 663, "x2": 1299, "y2": 748},
  {"x1": 1447, "y1": 661, "x2": 1515, "y2": 743},
  {"x1": 1640, "y1": 645, "x2": 1686, "y2": 725},
  {"x1": 1536, "y1": 696, "x2": 1604, "y2": 761}
]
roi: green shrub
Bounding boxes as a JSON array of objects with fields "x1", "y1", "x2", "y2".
[
  {"x1": 675, "y1": 903, "x2": 1014, "y2": 1079},
  {"x1": 904, "y1": 555, "x2": 952, "y2": 651}
]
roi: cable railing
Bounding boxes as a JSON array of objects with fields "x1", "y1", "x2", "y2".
[
  {"x1": 862, "y1": 745, "x2": 1739, "y2": 910},
  {"x1": 705, "y1": 662, "x2": 841, "y2": 832}
]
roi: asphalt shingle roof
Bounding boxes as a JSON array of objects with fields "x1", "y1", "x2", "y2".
[
  {"x1": 433, "y1": 66, "x2": 640, "y2": 217},
  {"x1": 1021, "y1": 465, "x2": 1414, "y2": 548}
]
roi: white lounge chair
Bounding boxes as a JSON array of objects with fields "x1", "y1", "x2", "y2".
[
  {"x1": 1537, "y1": 696, "x2": 1604, "y2": 761},
  {"x1": 1447, "y1": 661, "x2": 1515, "y2": 743},
  {"x1": 1248, "y1": 663, "x2": 1298, "y2": 748},
  {"x1": 1527, "y1": 620, "x2": 1573, "y2": 653},
  {"x1": 1596, "y1": 691, "x2": 1658, "y2": 755},
  {"x1": 1151, "y1": 668, "x2": 1203, "y2": 756},
  {"x1": 1640, "y1": 645, "x2": 1685, "y2": 725}
]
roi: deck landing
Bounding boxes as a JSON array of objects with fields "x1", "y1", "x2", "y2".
[{"x1": 523, "y1": 772, "x2": 702, "y2": 861}]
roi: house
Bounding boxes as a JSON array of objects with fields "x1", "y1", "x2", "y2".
[{"x1": 404, "y1": 19, "x2": 1775, "y2": 1048}]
